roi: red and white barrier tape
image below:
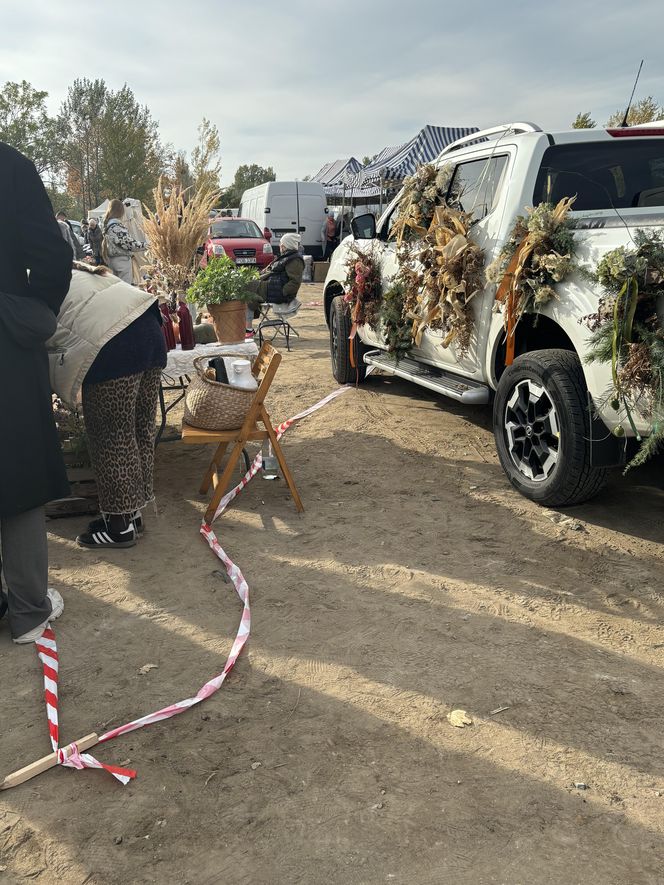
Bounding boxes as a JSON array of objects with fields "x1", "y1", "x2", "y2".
[
  {"x1": 35, "y1": 628, "x2": 59, "y2": 750},
  {"x1": 34, "y1": 386, "x2": 349, "y2": 785},
  {"x1": 36, "y1": 627, "x2": 136, "y2": 784}
]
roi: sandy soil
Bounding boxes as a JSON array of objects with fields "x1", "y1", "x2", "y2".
[{"x1": 1, "y1": 282, "x2": 664, "y2": 885}]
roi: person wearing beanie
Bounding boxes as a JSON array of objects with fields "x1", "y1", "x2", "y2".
[{"x1": 256, "y1": 233, "x2": 304, "y2": 304}]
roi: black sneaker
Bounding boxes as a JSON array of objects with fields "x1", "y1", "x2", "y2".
[
  {"x1": 88, "y1": 512, "x2": 144, "y2": 536},
  {"x1": 76, "y1": 523, "x2": 137, "y2": 549}
]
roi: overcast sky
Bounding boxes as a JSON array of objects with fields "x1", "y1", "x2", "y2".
[{"x1": 1, "y1": 0, "x2": 662, "y2": 182}]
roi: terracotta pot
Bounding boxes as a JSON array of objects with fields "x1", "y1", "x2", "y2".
[{"x1": 207, "y1": 301, "x2": 247, "y2": 345}]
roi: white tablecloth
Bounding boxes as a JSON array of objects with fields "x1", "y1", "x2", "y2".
[{"x1": 164, "y1": 341, "x2": 259, "y2": 378}]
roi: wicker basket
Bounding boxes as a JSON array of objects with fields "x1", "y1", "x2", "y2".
[{"x1": 183, "y1": 353, "x2": 255, "y2": 431}]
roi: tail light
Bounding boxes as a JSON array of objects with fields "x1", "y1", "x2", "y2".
[{"x1": 607, "y1": 127, "x2": 664, "y2": 137}]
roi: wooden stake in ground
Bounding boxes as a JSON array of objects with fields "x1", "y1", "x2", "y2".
[{"x1": 0, "y1": 733, "x2": 98, "y2": 791}]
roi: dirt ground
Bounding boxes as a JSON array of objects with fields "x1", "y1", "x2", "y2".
[{"x1": 2, "y1": 282, "x2": 664, "y2": 885}]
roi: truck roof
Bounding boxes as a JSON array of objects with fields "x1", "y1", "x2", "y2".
[{"x1": 439, "y1": 121, "x2": 664, "y2": 158}]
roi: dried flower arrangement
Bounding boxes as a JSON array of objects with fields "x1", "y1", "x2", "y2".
[
  {"x1": 401, "y1": 204, "x2": 485, "y2": 352},
  {"x1": 342, "y1": 162, "x2": 484, "y2": 356},
  {"x1": 142, "y1": 178, "x2": 219, "y2": 299},
  {"x1": 584, "y1": 229, "x2": 664, "y2": 468},
  {"x1": 343, "y1": 242, "x2": 383, "y2": 328},
  {"x1": 486, "y1": 198, "x2": 577, "y2": 322},
  {"x1": 379, "y1": 279, "x2": 412, "y2": 357},
  {"x1": 390, "y1": 163, "x2": 454, "y2": 244}
]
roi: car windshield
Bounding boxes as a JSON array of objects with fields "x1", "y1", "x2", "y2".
[
  {"x1": 210, "y1": 220, "x2": 263, "y2": 238},
  {"x1": 534, "y1": 139, "x2": 664, "y2": 211}
]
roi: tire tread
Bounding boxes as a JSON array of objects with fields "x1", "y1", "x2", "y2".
[
  {"x1": 494, "y1": 349, "x2": 608, "y2": 507},
  {"x1": 329, "y1": 295, "x2": 366, "y2": 384}
]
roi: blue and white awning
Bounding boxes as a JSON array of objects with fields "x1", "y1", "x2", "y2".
[
  {"x1": 344, "y1": 124, "x2": 480, "y2": 189},
  {"x1": 310, "y1": 157, "x2": 363, "y2": 192}
]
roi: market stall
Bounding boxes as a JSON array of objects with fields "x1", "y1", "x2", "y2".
[{"x1": 343, "y1": 124, "x2": 481, "y2": 212}]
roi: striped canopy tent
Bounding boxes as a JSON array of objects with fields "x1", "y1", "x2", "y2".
[
  {"x1": 311, "y1": 156, "x2": 363, "y2": 194},
  {"x1": 344, "y1": 124, "x2": 480, "y2": 190}
]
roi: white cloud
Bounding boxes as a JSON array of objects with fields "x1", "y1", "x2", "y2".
[{"x1": 1, "y1": 0, "x2": 662, "y2": 182}]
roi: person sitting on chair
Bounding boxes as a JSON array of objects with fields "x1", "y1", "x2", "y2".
[{"x1": 258, "y1": 232, "x2": 304, "y2": 305}]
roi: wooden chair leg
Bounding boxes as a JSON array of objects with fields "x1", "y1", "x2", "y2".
[
  {"x1": 262, "y1": 408, "x2": 304, "y2": 512},
  {"x1": 200, "y1": 441, "x2": 228, "y2": 494},
  {"x1": 204, "y1": 441, "x2": 245, "y2": 523}
]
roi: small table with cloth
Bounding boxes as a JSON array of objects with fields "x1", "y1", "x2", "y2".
[{"x1": 157, "y1": 340, "x2": 259, "y2": 444}]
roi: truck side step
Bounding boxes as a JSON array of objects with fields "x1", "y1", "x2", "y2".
[{"x1": 363, "y1": 350, "x2": 490, "y2": 405}]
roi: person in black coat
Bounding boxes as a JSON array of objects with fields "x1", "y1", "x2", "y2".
[{"x1": 0, "y1": 142, "x2": 72, "y2": 643}]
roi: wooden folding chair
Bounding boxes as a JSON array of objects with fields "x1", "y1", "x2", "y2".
[{"x1": 181, "y1": 343, "x2": 304, "y2": 524}]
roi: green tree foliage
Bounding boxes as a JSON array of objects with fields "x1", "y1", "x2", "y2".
[
  {"x1": 606, "y1": 96, "x2": 664, "y2": 127},
  {"x1": 0, "y1": 80, "x2": 59, "y2": 173},
  {"x1": 222, "y1": 163, "x2": 276, "y2": 208},
  {"x1": 45, "y1": 186, "x2": 79, "y2": 219},
  {"x1": 571, "y1": 112, "x2": 596, "y2": 129},
  {"x1": 190, "y1": 117, "x2": 221, "y2": 194},
  {"x1": 99, "y1": 85, "x2": 167, "y2": 205},
  {"x1": 172, "y1": 150, "x2": 194, "y2": 191},
  {"x1": 58, "y1": 78, "x2": 167, "y2": 213},
  {"x1": 58, "y1": 78, "x2": 108, "y2": 213},
  {"x1": 362, "y1": 154, "x2": 378, "y2": 166}
]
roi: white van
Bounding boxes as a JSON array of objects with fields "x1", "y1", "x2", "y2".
[{"x1": 239, "y1": 181, "x2": 327, "y2": 257}]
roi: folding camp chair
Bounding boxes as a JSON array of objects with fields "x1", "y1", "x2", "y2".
[
  {"x1": 181, "y1": 343, "x2": 304, "y2": 524},
  {"x1": 257, "y1": 298, "x2": 301, "y2": 351}
]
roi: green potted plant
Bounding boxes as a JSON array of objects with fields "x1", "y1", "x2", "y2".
[{"x1": 187, "y1": 255, "x2": 260, "y2": 344}]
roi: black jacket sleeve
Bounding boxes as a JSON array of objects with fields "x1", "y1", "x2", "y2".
[{"x1": 13, "y1": 152, "x2": 72, "y2": 314}]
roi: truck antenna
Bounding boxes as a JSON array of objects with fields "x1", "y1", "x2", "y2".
[{"x1": 618, "y1": 59, "x2": 644, "y2": 128}]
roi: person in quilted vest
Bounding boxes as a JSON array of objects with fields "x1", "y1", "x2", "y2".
[
  {"x1": 258, "y1": 233, "x2": 304, "y2": 304},
  {"x1": 47, "y1": 264, "x2": 166, "y2": 550}
]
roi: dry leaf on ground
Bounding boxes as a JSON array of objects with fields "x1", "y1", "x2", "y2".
[{"x1": 448, "y1": 709, "x2": 473, "y2": 728}]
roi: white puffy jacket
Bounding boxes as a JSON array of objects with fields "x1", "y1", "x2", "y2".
[{"x1": 46, "y1": 268, "x2": 158, "y2": 406}]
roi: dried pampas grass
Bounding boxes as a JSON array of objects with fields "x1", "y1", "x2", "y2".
[{"x1": 142, "y1": 178, "x2": 219, "y2": 281}]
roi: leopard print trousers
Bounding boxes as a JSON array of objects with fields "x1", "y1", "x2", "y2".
[{"x1": 82, "y1": 368, "x2": 162, "y2": 515}]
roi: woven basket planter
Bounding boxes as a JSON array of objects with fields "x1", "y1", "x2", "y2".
[
  {"x1": 184, "y1": 353, "x2": 255, "y2": 431},
  {"x1": 207, "y1": 301, "x2": 247, "y2": 344}
]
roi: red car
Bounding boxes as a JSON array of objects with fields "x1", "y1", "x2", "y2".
[{"x1": 202, "y1": 217, "x2": 274, "y2": 270}]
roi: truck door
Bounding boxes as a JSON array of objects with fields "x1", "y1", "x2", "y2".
[
  {"x1": 356, "y1": 196, "x2": 402, "y2": 348},
  {"x1": 416, "y1": 152, "x2": 511, "y2": 378}
]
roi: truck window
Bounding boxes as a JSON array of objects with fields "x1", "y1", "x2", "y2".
[
  {"x1": 447, "y1": 155, "x2": 508, "y2": 221},
  {"x1": 534, "y1": 139, "x2": 664, "y2": 210}
]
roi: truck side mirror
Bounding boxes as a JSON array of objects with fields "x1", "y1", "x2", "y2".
[{"x1": 351, "y1": 214, "x2": 376, "y2": 240}]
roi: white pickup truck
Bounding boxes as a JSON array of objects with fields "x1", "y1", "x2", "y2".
[{"x1": 324, "y1": 122, "x2": 664, "y2": 506}]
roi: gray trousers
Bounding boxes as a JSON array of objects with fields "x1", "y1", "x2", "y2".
[{"x1": 0, "y1": 506, "x2": 51, "y2": 639}]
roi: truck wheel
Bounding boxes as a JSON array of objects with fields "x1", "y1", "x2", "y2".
[
  {"x1": 329, "y1": 295, "x2": 367, "y2": 384},
  {"x1": 493, "y1": 349, "x2": 608, "y2": 507}
]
